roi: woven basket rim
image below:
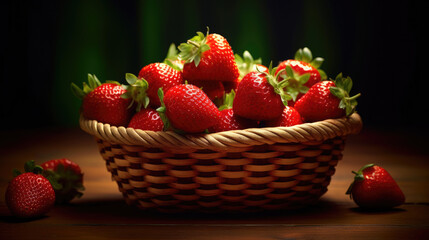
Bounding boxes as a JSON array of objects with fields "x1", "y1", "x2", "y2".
[{"x1": 79, "y1": 113, "x2": 362, "y2": 150}]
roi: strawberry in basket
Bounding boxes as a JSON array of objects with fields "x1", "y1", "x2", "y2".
[
  {"x1": 265, "y1": 106, "x2": 303, "y2": 127},
  {"x1": 275, "y1": 47, "x2": 327, "y2": 105},
  {"x1": 71, "y1": 74, "x2": 133, "y2": 126},
  {"x1": 294, "y1": 73, "x2": 361, "y2": 122},
  {"x1": 233, "y1": 63, "x2": 292, "y2": 121},
  {"x1": 5, "y1": 161, "x2": 56, "y2": 218}
]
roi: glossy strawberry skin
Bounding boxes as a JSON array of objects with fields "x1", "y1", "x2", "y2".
[
  {"x1": 294, "y1": 81, "x2": 345, "y2": 122},
  {"x1": 350, "y1": 165, "x2": 405, "y2": 209},
  {"x1": 266, "y1": 106, "x2": 303, "y2": 127},
  {"x1": 128, "y1": 108, "x2": 164, "y2": 131},
  {"x1": 41, "y1": 158, "x2": 84, "y2": 204},
  {"x1": 233, "y1": 72, "x2": 284, "y2": 121},
  {"x1": 182, "y1": 34, "x2": 239, "y2": 82},
  {"x1": 5, "y1": 173, "x2": 55, "y2": 218},
  {"x1": 209, "y1": 109, "x2": 258, "y2": 133},
  {"x1": 138, "y1": 62, "x2": 183, "y2": 107},
  {"x1": 276, "y1": 59, "x2": 321, "y2": 104},
  {"x1": 163, "y1": 84, "x2": 221, "y2": 133},
  {"x1": 82, "y1": 83, "x2": 133, "y2": 126}
]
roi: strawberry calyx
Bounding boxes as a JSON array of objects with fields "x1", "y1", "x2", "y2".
[
  {"x1": 156, "y1": 88, "x2": 171, "y2": 132},
  {"x1": 346, "y1": 163, "x2": 375, "y2": 196},
  {"x1": 235, "y1": 51, "x2": 264, "y2": 79},
  {"x1": 329, "y1": 73, "x2": 362, "y2": 117},
  {"x1": 71, "y1": 74, "x2": 102, "y2": 99},
  {"x1": 219, "y1": 89, "x2": 236, "y2": 111},
  {"x1": 294, "y1": 47, "x2": 327, "y2": 80},
  {"x1": 13, "y1": 160, "x2": 62, "y2": 191},
  {"x1": 178, "y1": 27, "x2": 211, "y2": 67},
  {"x1": 263, "y1": 62, "x2": 293, "y2": 107},
  {"x1": 121, "y1": 73, "x2": 150, "y2": 112},
  {"x1": 164, "y1": 43, "x2": 184, "y2": 71},
  {"x1": 279, "y1": 64, "x2": 312, "y2": 102}
]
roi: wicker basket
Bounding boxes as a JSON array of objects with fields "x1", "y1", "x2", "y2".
[{"x1": 80, "y1": 113, "x2": 362, "y2": 212}]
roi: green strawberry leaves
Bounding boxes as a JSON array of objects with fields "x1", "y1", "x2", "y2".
[
  {"x1": 346, "y1": 163, "x2": 375, "y2": 197},
  {"x1": 121, "y1": 73, "x2": 150, "y2": 112},
  {"x1": 71, "y1": 74, "x2": 102, "y2": 99},
  {"x1": 294, "y1": 47, "x2": 327, "y2": 80},
  {"x1": 279, "y1": 65, "x2": 311, "y2": 101},
  {"x1": 264, "y1": 62, "x2": 293, "y2": 107},
  {"x1": 178, "y1": 28, "x2": 211, "y2": 67},
  {"x1": 164, "y1": 43, "x2": 183, "y2": 71},
  {"x1": 330, "y1": 73, "x2": 361, "y2": 117},
  {"x1": 219, "y1": 89, "x2": 236, "y2": 111},
  {"x1": 235, "y1": 50, "x2": 263, "y2": 79}
]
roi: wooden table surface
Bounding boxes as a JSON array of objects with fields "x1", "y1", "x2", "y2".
[{"x1": 0, "y1": 126, "x2": 428, "y2": 239}]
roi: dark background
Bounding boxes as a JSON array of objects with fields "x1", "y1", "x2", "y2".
[{"x1": 1, "y1": 0, "x2": 426, "y2": 132}]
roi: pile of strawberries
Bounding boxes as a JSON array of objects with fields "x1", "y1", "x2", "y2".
[{"x1": 72, "y1": 28, "x2": 360, "y2": 134}]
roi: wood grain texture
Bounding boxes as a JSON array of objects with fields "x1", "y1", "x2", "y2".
[{"x1": 0, "y1": 126, "x2": 428, "y2": 239}]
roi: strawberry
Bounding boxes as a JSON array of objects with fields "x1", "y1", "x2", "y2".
[
  {"x1": 235, "y1": 50, "x2": 269, "y2": 79},
  {"x1": 157, "y1": 84, "x2": 221, "y2": 133},
  {"x1": 178, "y1": 29, "x2": 239, "y2": 82},
  {"x1": 265, "y1": 106, "x2": 303, "y2": 127},
  {"x1": 5, "y1": 161, "x2": 56, "y2": 218},
  {"x1": 124, "y1": 62, "x2": 183, "y2": 108},
  {"x1": 346, "y1": 164, "x2": 406, "y2": 209},
  {"x1": 41, "y1": 158, "x2": 84, "y2": 204},
  {"x1": 187, "y1": 79, "x2": 225, "y2": 102},
  {"x1": 71, "y1": 74, "x2": 133, "y2": 126},
  {"x1": 233, "y1": 63, "x2": 292, "y2": 121},
  {"x1": 294, "y1": 73, "x2": 361, "y2": 122},
  {"x1": 209, "y1": 90, "x2": 258, "y2": 133},
  {"x1": 275, "y1": 47, "x2": 327, "y2": 104},
  {"x1": 128, "y1": 108, "x2": 164, "y2": 131}
]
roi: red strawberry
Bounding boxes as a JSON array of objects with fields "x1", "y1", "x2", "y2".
[
  {"x1": 41, "y1": 158, "x2": 84, "y2": 204},
  {"x1": 157, "y1": 84, "x2": 221, "y2": 133},
  {"x1": 187, "y1": 79, "x2": 225, "y2": 102},
  {"x1": 71, "y1": 74, "x2": 133, "y2": 126},
  {"x1": 178, "y1": 29, "x2": 239, "y2": 82},
  {"x1": 222, "y1": 78, "x2": 240, "y2": 94},
  {"x1": 135, "y1": 62, "x2": 183, "y2": 107},
  {"x1": 209, "y1": 91, "x2": 258, "y2": 133},
  {"x1": 233, "y1": 64, "x2": 291, "y2": 121},
  {"x1": 275, "y1": 47, "x2": 327, "y2": 104},
  {"x1": 294, "y1": 73, "x2": 361, "y2": 122},
  {"x1": 128, "y1": 108, "x2": 164, "y2": 131},
  {"x1": 346, "y1": 164, "x2": 405, "y2": 209},
  {"x1": 5, "y1": 161, "x2": 56, "y2": 218},
  {"x1": 265, "y1": 106, "x2": 303, "y2": 127}
]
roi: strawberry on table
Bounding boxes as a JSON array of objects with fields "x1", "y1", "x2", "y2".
[
  {"x1": 294, "y1": 73, "x2": 361, "y2": 122},
  {"x1": 157, "y1": 84, "x2": 221, "y2": 133},
  {"x1": 275, "y1": 47, "x2": 327, "y2": 104},
  {"x1": 265, "y1": 106, "x2": 303, "y2": 127},
  {"x1": 71, "y1": 74, "x2": 133, "y2": 127},
  {"x1": 128, "y1": 108, "x2": 164, "y2": 131},
  {"x1": 5, "y1": 161, "x2": 56, "y2": 218},
  {"x1": 233, "y1": 63, "x2": 292, "y2": 121},
  {"x1": 41, "y1": 158, "x2": 84, "y2": 204},
  {"x1": 346, "y1": 164, "x2": 405, "y2": 209},
  {"x1": 178, "y1": 28, "x2": 239, "y2": 82}
]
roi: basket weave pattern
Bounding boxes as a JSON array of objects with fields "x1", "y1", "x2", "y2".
[{"x1": 80, "y1": 113, "x2": 362, "y2": 212}]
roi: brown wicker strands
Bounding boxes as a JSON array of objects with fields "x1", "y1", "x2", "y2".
[{"x1": 80, "y1": 113, "x2": 362, "y2": 212}]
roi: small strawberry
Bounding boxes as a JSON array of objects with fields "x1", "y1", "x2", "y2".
[
  {"x1": 235, "y1": 50, "x2": 269, "y2": 79},
  {"x1": 233, "y1": 63, "x2": 292, "y2": 121},
  {"x1": 71, "y1": 74, "x2": 133, "y2": 126},
  {"x1": 157, "y1": 84, "x2": 221, "y2": 133},
  {"x1": 41, "y1": 158, "x2": 84, "y2": 204},
  {"x1": 275, "y1": 47, "x2": 327, "y2": 104},
  {"x1": 5, "y1": 161, "x2": 56, "y2": 218},
  {"x1": 346, "y1": 164, "x2": 406, "y2": 209},
  {"x1": 265, "y1": 106, "x2": 303, "y2": 127},
  {"x1": 124, "y1": 62, "x2": 183, "y2": 108},
  {"x1": 209, "y1": 90, "x2": 258, "y2": 133},
  {"x1": 178, "y1": 28, "x2": 239, "y2": 82},
  {"x1": 128, "y1": 108, "x2": 164, "y2": 131},
  {"x1": 294, "y1": 73, "x2": 361, "y2": 122}
]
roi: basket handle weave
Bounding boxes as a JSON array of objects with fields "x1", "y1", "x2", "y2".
[{"x1": 79, "y1": 113, "x2": 362, "y2": 150}]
